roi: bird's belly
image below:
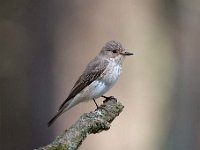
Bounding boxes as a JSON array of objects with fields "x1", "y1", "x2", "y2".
[
  {"x1": 87, "y1": 80, "x2": 109, "y2": 99},
  {"x1": 80, "y1": 64, "x2": 121, "y2": 101}
]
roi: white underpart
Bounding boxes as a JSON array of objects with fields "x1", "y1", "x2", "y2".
[{"x1": 63, "y1": 59, "x2": 122, "y2": 112}]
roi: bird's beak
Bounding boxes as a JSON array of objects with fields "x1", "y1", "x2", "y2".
[{"x1": 120, "y1": 50, "x2": 134, "y2": 56}]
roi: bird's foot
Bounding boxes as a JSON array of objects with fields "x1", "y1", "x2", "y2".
[{"x1": 101, "y1": 95, "x2": 117, "y2": 103}]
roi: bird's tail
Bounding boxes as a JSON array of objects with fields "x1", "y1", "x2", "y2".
[
  {"x1": 48, "y1": 99, "x2": 78, "y2": 127},
  {"x1": 48, "y1": 109, "x2": 64, "y2": 127}
]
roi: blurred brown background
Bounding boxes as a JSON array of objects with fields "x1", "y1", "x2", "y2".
[{"x1": 1, "y1": 0, "x2": 200, "y2": 150}]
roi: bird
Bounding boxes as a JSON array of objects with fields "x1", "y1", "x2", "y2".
[{"x1": 48, "y1": 41, "x2": 133, "y2": 126}]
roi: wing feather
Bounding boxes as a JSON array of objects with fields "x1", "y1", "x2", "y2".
[{"x1": 58, "y1": 57, "x2": 109, "y2": 111}]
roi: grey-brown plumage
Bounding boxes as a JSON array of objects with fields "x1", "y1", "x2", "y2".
[{"x1": 48, "y1": 41, "x2": 133, "y2": 126}]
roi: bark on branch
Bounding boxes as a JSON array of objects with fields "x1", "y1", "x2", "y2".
[{"x1": 35, "y1": 97, "x2": 124, "y2": 150}]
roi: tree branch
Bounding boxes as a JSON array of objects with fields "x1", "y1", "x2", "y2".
[{"x1": 35, "y1": 97, "x2": 124, "y2": 150}]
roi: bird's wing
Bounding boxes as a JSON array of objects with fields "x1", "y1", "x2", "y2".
[{"x1": 58, "y1": 57, "x2": 109, "y2": 111}]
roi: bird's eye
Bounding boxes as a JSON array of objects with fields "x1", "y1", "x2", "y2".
[{"x1": 112, "y1": 50, "x2": 117, "y2": 53}]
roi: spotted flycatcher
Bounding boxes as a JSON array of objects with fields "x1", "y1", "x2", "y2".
[{"x1": 48, "y1": 41, "x2": 133, "y2": 126}]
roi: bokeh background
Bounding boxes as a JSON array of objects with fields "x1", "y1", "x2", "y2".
[{"x1": 1, "y1": 0, "x2": 200, "y2": 150}]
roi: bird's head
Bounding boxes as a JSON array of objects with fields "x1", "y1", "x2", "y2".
[{"x1": 100, "y1": 41, "x2": 133, "y2": 62}]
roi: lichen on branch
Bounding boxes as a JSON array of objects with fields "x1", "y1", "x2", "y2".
[{"x1": 35, "y1": 97, "x2": 124, "y2": 150}]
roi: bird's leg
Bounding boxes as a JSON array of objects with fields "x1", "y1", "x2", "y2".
[{"x1": 93, "y1": 98, "x2": 99, "y2": 109}]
